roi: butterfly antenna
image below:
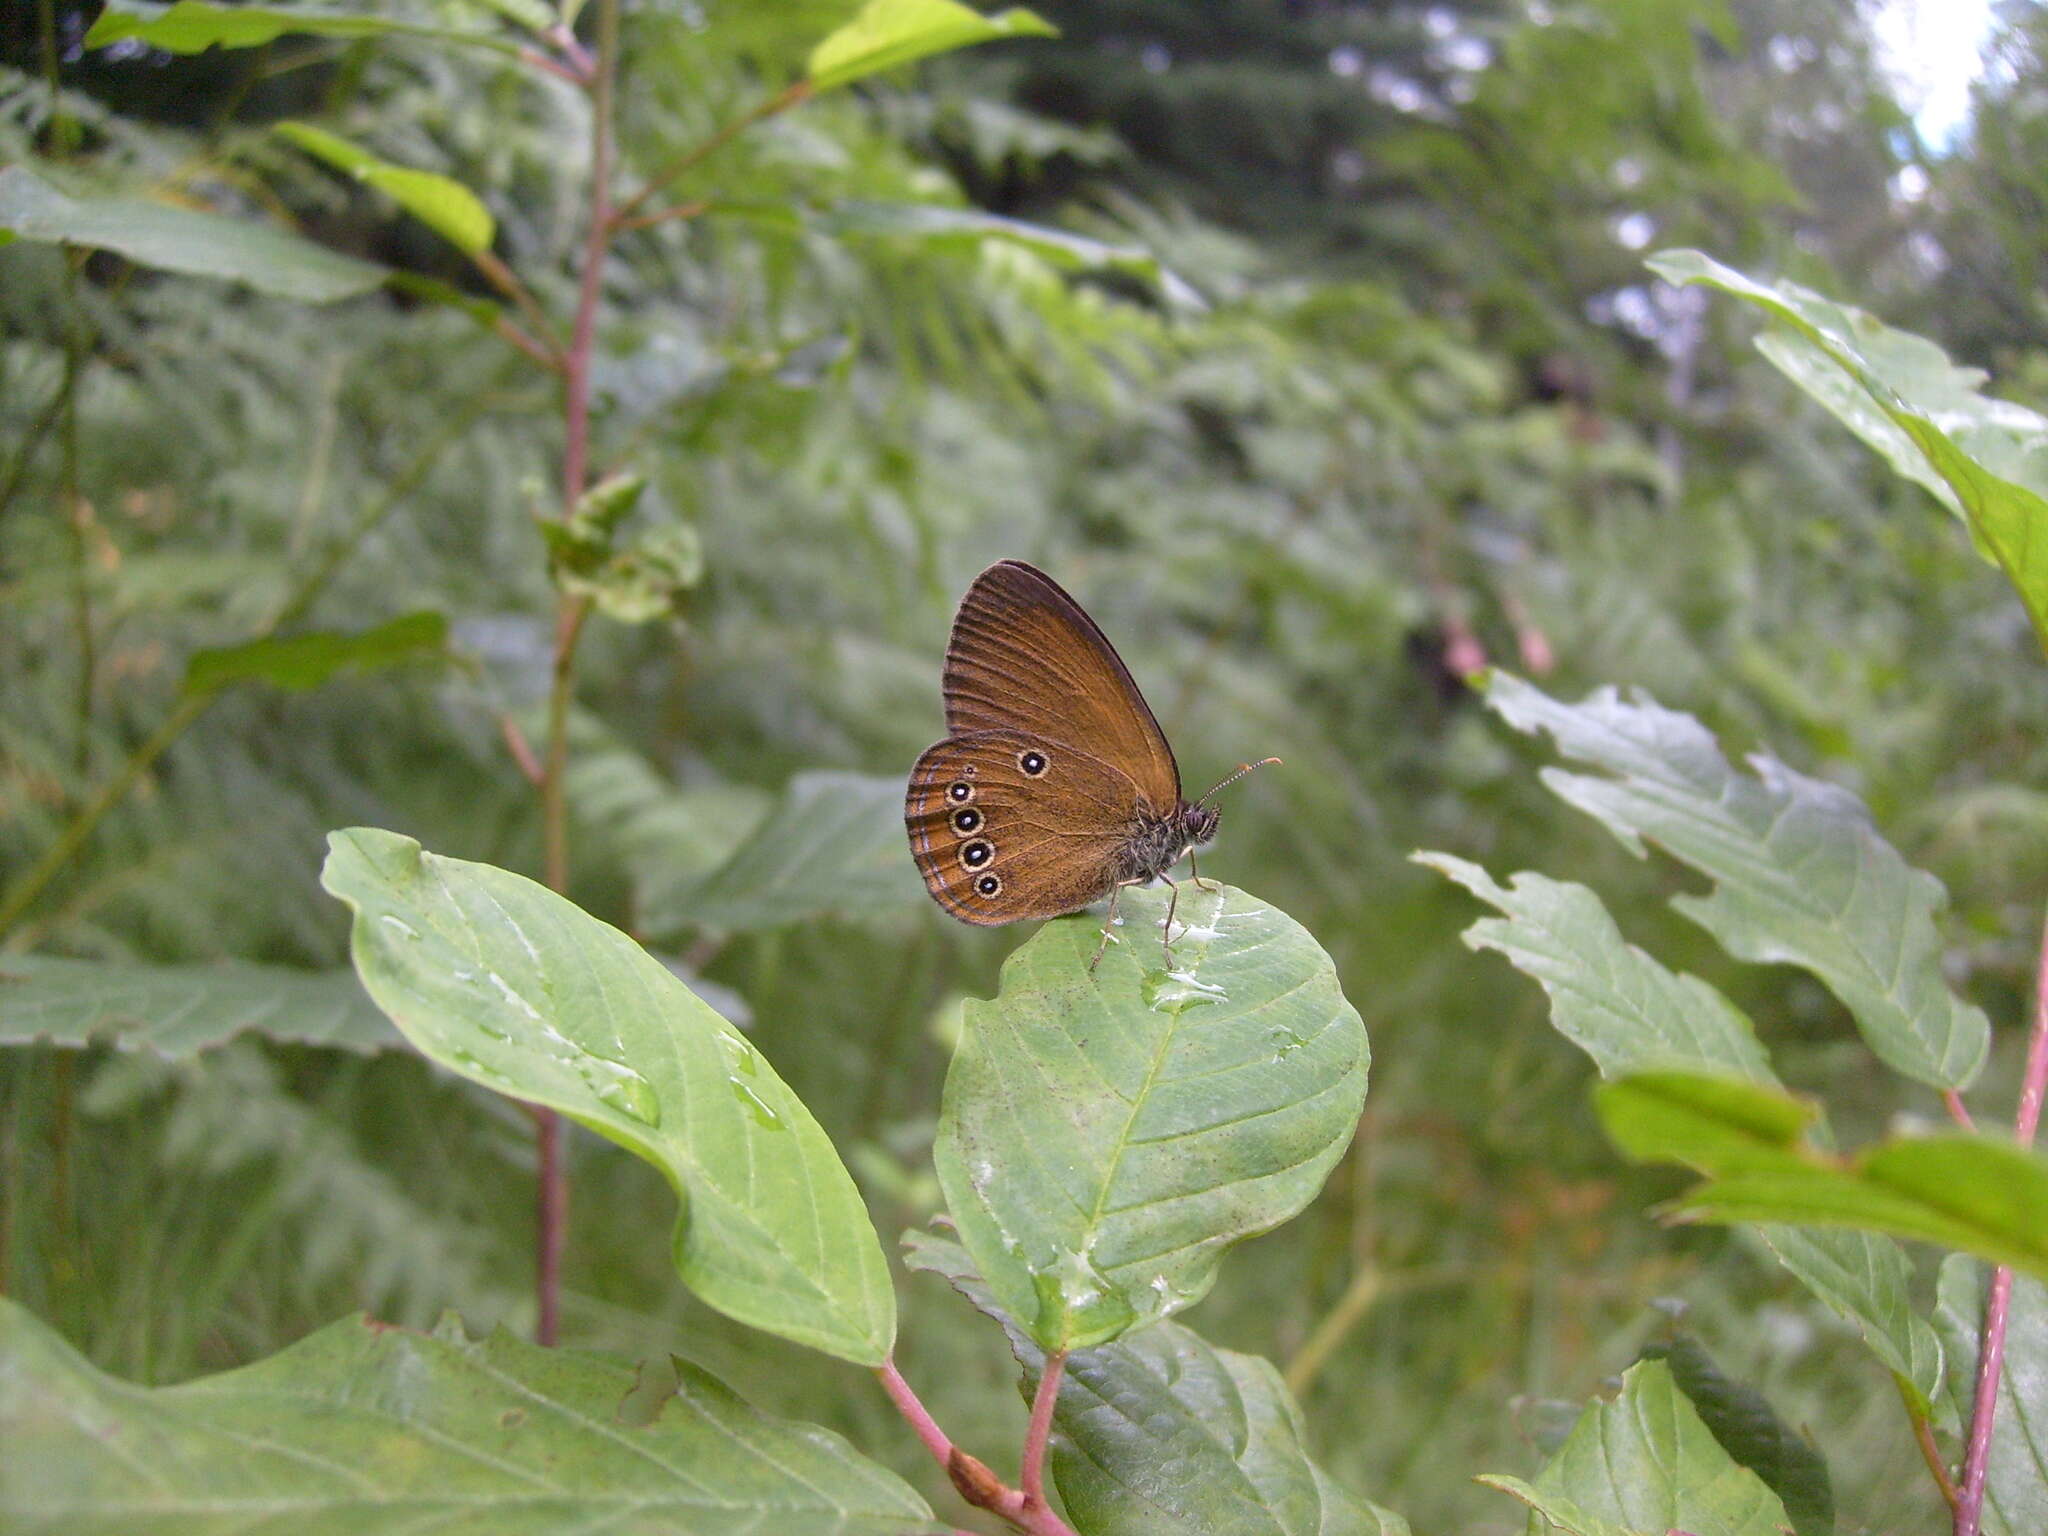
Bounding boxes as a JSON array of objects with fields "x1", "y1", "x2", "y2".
[{"x1": 1197, "y1": 757, "x2": 1282, "y2": 806}]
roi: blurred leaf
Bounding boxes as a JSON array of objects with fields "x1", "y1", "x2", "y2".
[
  {"x1": 0, "y1": 166, "x2": 385, "y2": 304},
  {"x1": 183, "y1": 611, "x2": 449, "y2": 695},
  {"x1": 1599, "y1": 1072, "x2": 2048, "y2": 1281},
  {"x1": 1597, "y1": 1070, "x2": 1821, "y2": 1173},
  {"x1": 84, "y1": 0, "x2": 517, "y2": 55},
  {"x1": 1479, "y1": 1360, "x2": 1792, "y2": 1536},
  {"x1": 1934, "y1": 1256, "x2": 2048, "y2": 1536},
  {"x1": 1486, "y1": 671, "x2": 1989, "y2": 1091},
  {"x1": 1652, "y1": 248, "x2": 2048, "y2": 655},
  {"x1": 1755, "y1": 1225, "x2": 1945, "y2": 1415},
  {"x1": 276, "y1": 122, "x2": 495, "y2": 256},
  {"x1": 1641, "y1": 1336, "x2": 1833, "y2": 1536},
  {"x1": 0, "y1": 1298, "x2": 941, "y2": 1535},
  {"x1": 0, "y1": 956, "x2": 398, "y2": 1056},
  {"x1": 825, "y1": 201, "x2": 1204, "y2": 311},
  {"x1": 807, "y1": 0, "x2": 1057, "y2": 92},
  {"x1": 644, "y1": 771, "x2": 924, "y2": 937},
  {"x1": 320, "y1": 828, "x2": 895, "y2": 1365},
  {"x1": 903, "y1": 1232, "x2": 1407, "y2": 1536},
  {"x1": 462, "y1": 0, "x2": 550, "y2": 30},
  {"x1": 934, "y1": 882, "x2": 1367, "y2": 1351},
  {"x1": 1416, "y1": 853, "x2": 1776, "y2": 1084}
]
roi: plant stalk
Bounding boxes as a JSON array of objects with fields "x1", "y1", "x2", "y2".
[
  {"x1": 527, "y1": 0, "x2": 622, "y2": 1348},
  {"x1": 1954, "y1": 907, "x2": 2048, "y2": 1536}
]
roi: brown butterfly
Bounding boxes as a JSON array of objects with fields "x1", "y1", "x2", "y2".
[{"x1": 904, "y1": 559, "x2": 1275, "y2": 966}]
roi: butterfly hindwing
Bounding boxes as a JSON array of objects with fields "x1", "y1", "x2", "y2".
[
  {"x1": 906, "y1": 729, "x2": 1147, "y2": 924},
  {"x1": 941, "y1": 560, "x2": 1182, "y2": 806}
]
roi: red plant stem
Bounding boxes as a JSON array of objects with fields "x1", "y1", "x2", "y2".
[
  {"x1": 1955, "y1": 909, "x2": 2048, "y2": 1536},
  {"x1": 1020, "y1": 1350, "x2": 1066, "y2": 1510},
  {"x1": 1944, "y1": 1088, "x2": 1977, "y2": 1132},
  {"x1": 527, "y1": 0, "x2": 620, "y2": 1351},
  {"x1": 533, "y1": 1105, "x2": 564, "y2": 1344},
  {"x1": 876, "y1": 1357, "x2": 955, "y2": 1465},
  {"x1": 875, "y1": 1357, "x2": 1080, "y2": 1536}
]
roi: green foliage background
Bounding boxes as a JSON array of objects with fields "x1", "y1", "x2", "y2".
[{"x1": 6, "y1": 1, "x2": 2048, "y2": 1531}]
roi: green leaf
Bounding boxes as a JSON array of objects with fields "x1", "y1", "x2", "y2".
[
  {"x1": 0, "y1": 1297, "x2": 941, "y2": 1534},
  {"x1": 1650, "y1": 248, "x2": 2048, "y2": 656},
  {"x1": 0, "y1": 165, "x2": 385, "y2": 304},
  {"x1": 934, "y1": 882, "x2": 1368, "y2": 1351},
  {"x1": 1478, "y1": 1360, "x2": 1792, "y2": 1536},
  {"x1": 0, "y1": 956, "x2": 398, "y2": 1056},
  {"x1": 183, "y1": 611, "x2": 449, "y2": 695},
  {"x1": 1415, "y1": 853, "x2": 1776, "y2": 1084},
  {"x1": 276, "y1": 121, "x2": 495, "y2": 256},
  {"x1": 1598, "y1": 1072, "x2": 2048, "y2": 1283},
  {"x1": 824, "y1": 201, "x2": 1204, "y2": 311},
  {"x1": 806, "y1": 0, "x2": 1057, "y2": 93},
  {"x1": 902, "y1": 1232, "x2": 1407, "y2": 1536},
  {"x1": 1641, "y1": 1336, "x2": 1833, "y2": 1536},
  {"x1": 1485, "y1": 671, "x2": 1989, "y2": 1091},
  {"x1": 1596, "y1": 1070, "x2": 1821, "y2": 1175},
  {"x1": 1753, "y1": 1225, "x2": 1945, "y2": 1414},
  {"x1": 643, "y1": 771, "x2": 925, "y2": 937},
  {"x1": 84, "y1": 0, "x2": 516, "y2": 56},
  {"x1": 1935, "y1": 1256, "x2": 2048, "y2": 1536},
  {"x1": 1417, "y1": 851, "x2": 1945, "y2": 1411},
  {"x1": 319, "y1": 828, "x2": 895, "y2": 1365}
]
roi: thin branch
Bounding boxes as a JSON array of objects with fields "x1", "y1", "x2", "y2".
[
  {"x1": 473, "y1": 248, "x2": 565, "y2": 366},
  {"x1": 1901, "y1": 1375, "x2": 1961, "y2": 1516},
  {"x1": 520, "y1": 45, "x2": 586, "y2": 86},
  {"x1": 1955, "y1": 907, "x2": 2048, "y2": 1536},
  {"x1": 609, "y1": 80, "x2": 811, "y2": 227},
  {"x1": 613, "y1": 198, "x2": 710, "y2": 233},
  {"x1": 501, "y1": 714, "x2": 545, "y2": 786}
]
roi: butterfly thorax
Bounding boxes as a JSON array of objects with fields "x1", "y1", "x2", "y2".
[{"x1": 1117, "y1": 800, "x2": 1220, "y2": 885}]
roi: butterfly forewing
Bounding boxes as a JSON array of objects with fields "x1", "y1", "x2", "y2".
[
  {"x1": 942, "y1": 561, "x2": 1182, "y2": 805},
  {"x1": 907, "y1": 729, "x2": 1145, "y2": 923}
]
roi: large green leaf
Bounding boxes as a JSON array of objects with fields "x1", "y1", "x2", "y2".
[
  {"x1": 806, "y1": 0, "x2": 1057, "y2": 93},
  {"x1": 0, "y1": 1298, "x2": 940, "y2": 1535},
  {"x1": 1479, "y1": 1360, "x2": 1791, "y2": 1536},
  {"x1": 1935, "y1": 1256, "x2": 2048, "y2": 1536},
  {"x1": 183, "y1": 611, "x2": 450, "y2": 695},
  {"x1": 1417, "y1": 853, "x2": 1775, "y2": 1083},
  {"x1": 1641, "y1": 1336, "x2": 1833, "y2": 1536},
  {"x1": 1651, "y1": 248, "x2": 2048, "y2": 655},
  {"x1": 903, "y1": 1231, "x2": 1406, "y2": 1536},
  {"x1": 84, "y1": 0, "x2": 517, "y2": 56},
  {"x1": 0, "y1": 956, "x2": 397, "y2": 1056},
  {"x1": 643, "y1": 771, "x2": 925, "y2": 937},
  {"x1": 1486, "y1": 671, "x2": 1989, "y2": 1090},
  {"x1": 319, "y1": 828, "x2": 895, "y2": 1365},
  {"x1": 0, "y1": 166, "x2": 385, "y2": 304},
  {"x1": 276, "y1": 122, "x2": 495, "y2": 256},
  {"x1": 935, "y1": 882, "x2": 1367, "y2": 1351},
  {"x1": 1598, "y1": 1072, "x2": 2048, "y2": 1282}
]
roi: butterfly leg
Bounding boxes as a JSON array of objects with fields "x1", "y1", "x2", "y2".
[
  {"x1": 1158, "y1": 874, "x2": 1185, "y2": 968},
  {"x1": 1187, "y1": 848, "x2": 1221, "y2": 894},
  {"x1": 1088, "y1": 879, "x2": 1145, "y2": 974}
]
